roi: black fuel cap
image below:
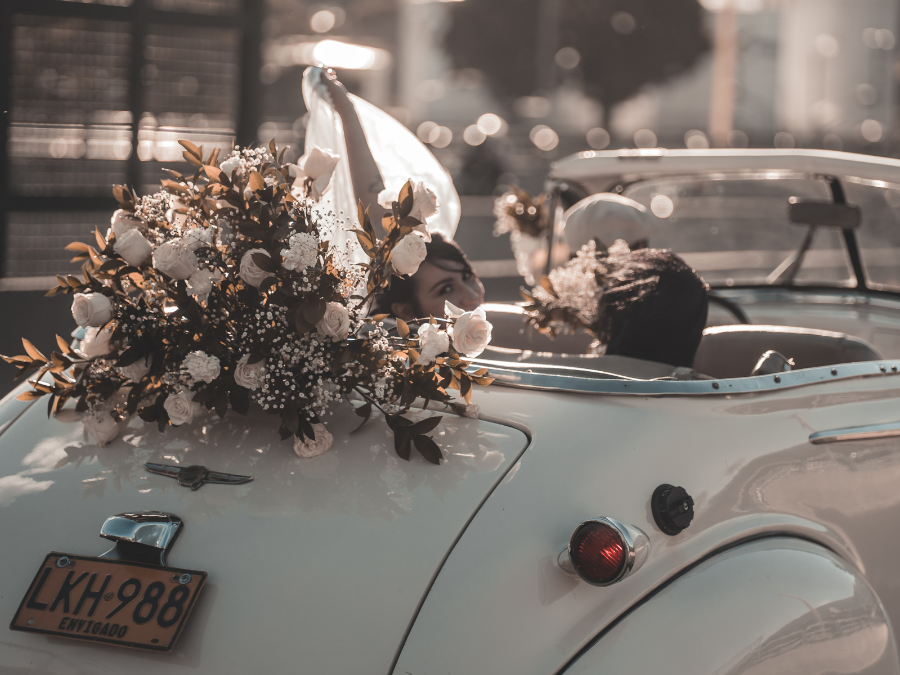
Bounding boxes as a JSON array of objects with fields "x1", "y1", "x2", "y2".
[{"x1": 651, "y1": 484, "x2": 694, "y2": 535}]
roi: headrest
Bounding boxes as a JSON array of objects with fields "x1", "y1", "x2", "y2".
[{"x1": 560, "y1": 193, "x2": 650, "y2": 251}]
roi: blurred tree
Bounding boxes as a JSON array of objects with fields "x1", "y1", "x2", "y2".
[{"x1": 444, "y1": 0, "x2": 710, "y2": 111}]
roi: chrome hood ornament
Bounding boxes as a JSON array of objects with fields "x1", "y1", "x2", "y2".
[{"x1": 144, "y1": 463, "x2": 254, "y2": 491}]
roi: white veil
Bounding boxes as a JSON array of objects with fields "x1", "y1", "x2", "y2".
[{"x1": 301, "y1": 67, "x2": 460, "y2": 261}]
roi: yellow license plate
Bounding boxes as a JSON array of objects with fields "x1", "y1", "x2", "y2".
[{"x1": 10, "y1": 552, "x2": 206, "y2": 651}]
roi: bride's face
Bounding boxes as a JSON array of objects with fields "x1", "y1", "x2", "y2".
[{"x1": 393, "y1": 260, "x2": 484, "y2": 321}]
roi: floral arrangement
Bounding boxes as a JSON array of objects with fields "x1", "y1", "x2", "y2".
[
  {"x1": 493, "y1": 187, "x2": 550, "y2": 286},
  {"x1": 520, "y1": 239, "x2": 630, "y2": 339},
  {"x1": 3, "y1": 140, "x2": 493, "y2": 463}
]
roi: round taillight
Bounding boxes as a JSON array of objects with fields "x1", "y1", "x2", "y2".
[{"x1": 569, "y1": 521, "x2": 627, "y2": 585}]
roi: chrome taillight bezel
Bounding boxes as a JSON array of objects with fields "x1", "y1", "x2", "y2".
[{"x1": 558, "y1": 517, "x2": 650, "y2": 586}]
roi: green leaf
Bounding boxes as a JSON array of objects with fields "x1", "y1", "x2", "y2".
[
  {"x1": 302, "y1": 298, "x2": 327, "y2": 325},
  {"x1": 394, "y1": 427, "x2": 411, "y2": 461},
  {"x1": 353, "y1": 401, "x2": 372, "y2": 431},
  {"x1": 251, "y1": 252, "x2": 277, "y2": 273},
  {"x1": 407, "y1": 416, "x2": 442, "y2": 435},
  {"x1": 413, "y1": 435, "x2": 442, "y2": 464}
]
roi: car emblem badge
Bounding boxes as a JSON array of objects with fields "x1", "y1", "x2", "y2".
[{"x1": 144, "y1": 463, "x2": 253, "y2": 490}]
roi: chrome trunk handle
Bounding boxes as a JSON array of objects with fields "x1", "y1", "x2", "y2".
[
  {"x1": 809, "y1": 421, "x2": 900, "y2": 445},
  {"x1": 99, "y1": 511, "x2": 183, "y2": 566}
]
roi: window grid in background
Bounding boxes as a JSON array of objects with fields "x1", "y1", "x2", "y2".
[{"x1": 1, "y1": 0, "x2": 261, "y2": 281}]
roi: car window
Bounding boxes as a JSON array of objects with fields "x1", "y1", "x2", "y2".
[
  {"x1": 843, "y1": 179, "x2": 900, "y2": 292},
  {"x1": 622, "y1": 175, "x2": 852, "y2": 287}
]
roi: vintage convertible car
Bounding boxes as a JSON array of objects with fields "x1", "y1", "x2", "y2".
[{"x1": 3, "y1": 148, "x2": 900, "y2": 674}]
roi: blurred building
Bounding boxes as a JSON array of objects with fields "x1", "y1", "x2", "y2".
[{"x1": 3, "y1": 0, "x2": 900, "y2": 288}]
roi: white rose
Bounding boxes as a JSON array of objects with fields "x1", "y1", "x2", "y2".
[
  {"x1": 391, "y1": 232, "x2": 428, "y2": 276},
  {"x1": 71, "y1": 293, "x2": 113, "y2": 327},
  {"x1": 293, "y1": 424, "x2": 334, "y2": 458},
  {"x1": 240, "y1": 248, "x2": 274, "y2": 288},
  {"x1": 290, "y1": 147, "x2": 341, "y2": 200},
  {"x1": 183, "y1": 350, "x2": 220, "y2": 383},
  {"x1": 182, "y1": 227, "x2": 213, "y2": 251},
  {"x1": 377, "y1": 180, "x2": 437, "y2": 241},
  {"x1": 114, "y1": 228, "x2": 152, "y2": 266},
  {"x1": 409, "y1": 181, "x2": 439, "y2": 231},
  {"x1": 219, "y1": 155, "x2": 242, "y2": 176},
  {"x1": 84, "y1": 411, "x2": 120, "y2": 447},
  {"x1": 120, "y1": 356, "x2": 151, "y2": 382},
  {"x1": 80, "y1": 326, "x2": 114, "y2": 358},
  {"x1": 234, "y1": 353, "x2": 267, "y2": 390},
  {"x1": 110, "y1": 209, "x2": 141, "y2": 240},
  {"x1": 445, "y1": 302, "x2": 493, "y2": 358},
  {"x1": 163, "y1": 390, "x2": 202, "y2": 426},
  {"x1": 187, "y1": 268, "x2": 222, "y2": 303},
  {"x1": 153, "y1": 240, "x2": 198, "y2": 280},
  {"x1": 416, "y1": 322, "x2": 450, "y2": 366},
  {"x1": 316, "y1": 302, "x2": 351, "y2": 341}
]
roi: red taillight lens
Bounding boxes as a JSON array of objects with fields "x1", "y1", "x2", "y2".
[{"x1": 570, "y1": 521, "x2": 627, "y2": 585}]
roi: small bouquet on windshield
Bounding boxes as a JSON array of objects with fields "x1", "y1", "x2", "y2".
[
  {"x1": 3, "y1": 140, "x2": 492, "y2": 464},
  {"x1": 493, "y1": 187, "x2": 550, "y2": 286}
]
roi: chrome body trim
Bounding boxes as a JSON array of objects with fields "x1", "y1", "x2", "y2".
[
  {"x1": 558, "y1": 517, "x2": 651, "y2": 587},
  {"x1": 809, "y1": 421, "x2": 900, "y2": 445},
  {"x1": 472, "y1": 359, "x2": 900, "y2": 396}
]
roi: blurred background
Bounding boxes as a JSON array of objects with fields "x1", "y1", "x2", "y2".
[{"x1": 2, "y1": 0, "x2": 900, "y2": 389}]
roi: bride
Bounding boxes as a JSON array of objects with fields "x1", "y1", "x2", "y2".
[{"x1": 304, "y1": 67, "x2": 484, "y2": 321}]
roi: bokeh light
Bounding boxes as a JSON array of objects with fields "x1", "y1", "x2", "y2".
[
  {"x1": 727, "y1": 129, "x2": 749, "y2": 148},
  {"x1": 823, "y1": 133, "x2": 843, "y2": 151},
  {"x1": 310, "y1": 10, "x2": 336, "y2": 33},
  {"x1": 861, "y1": 119, "x2": 884, "y2": 143},
  {"x1": 312, "y1": 40, "x2": 379, "y2": 70},
  {"x1": 514, "y1": 96, "x2": 551, "y2": 118},
  {"x1": 856, "y1": 83, "x2": 878, "y2": 106},
  {"x1": 463, "y1": 124, "x2": 486, "y2": 146},
  {"x1": 815, "y1": 34, "x2": 839, "y2": 58},
  {"x1": 684, "y1": 129, "x2": 709, "y2": 149},
  {"x1": 530, "y1": 125, "x2": 559, "y2": 151},
  {"x1": 611, "y1": 11, "x2": 636, "y2": 35},
  {"x1": 650, "y1": 195, "x2": 675, "y2": 218},
  {"x1": 555, "y1": 47, "x2": 581, "y2": 70},
  {"x1": 417, "y1": 121, "x2": 438, "y2": 143},
  {"x1": 586, "y1": 127, "x2": 610, "y2": 149},
  {"x1": 774, "y1": 131, "x2": 795, "y2": 149},
  {"x1": 417, "y1": 79, "x2": 446, "y2": 102},
  {"x1": 476, "y1": 113, "x2": 504, "y2": 135},
  {"x1": 431, "y1": 126, "x2": 453, "y2": 148},
  {"x1": 634, "y1": 129, "x2": 657, "y2": 148}
]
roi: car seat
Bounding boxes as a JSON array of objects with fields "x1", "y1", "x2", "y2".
[{"x1": 693, "y1": 325, "x2": 883, "y2": 379}]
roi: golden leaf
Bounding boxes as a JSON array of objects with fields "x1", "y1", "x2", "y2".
[
  {"x1": 249, "y1": 171, "x2": 266, "y2": 192},
  {"x1": 22, "y1": 339, "x2": 47, "y2": 362},
  {"x1": 179, "y1": 140, "x2": 203, "y2": 166},
  {"x1": 396, "y1": 318, "x2": 409, "y2": 338}
]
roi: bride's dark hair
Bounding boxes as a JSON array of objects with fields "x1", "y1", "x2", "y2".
[
  {"x1": 593, "y1": 249, "x2": 708, "y2": 368},
  {"x1": 370, "y1": 234, "x2": 474, "y2": 317}
]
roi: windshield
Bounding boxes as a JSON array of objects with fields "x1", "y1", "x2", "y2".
[
  {"x1": 844, "y1": 179, "x2": 900, "y2": 292},
  {"x1": 621, "y1": 174, "x2": 853, "y2": 288}
]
